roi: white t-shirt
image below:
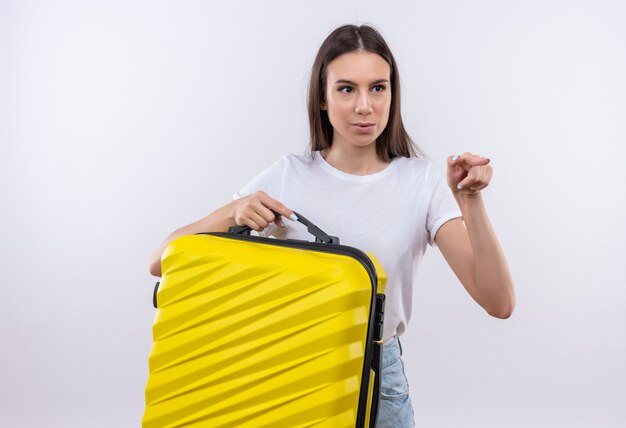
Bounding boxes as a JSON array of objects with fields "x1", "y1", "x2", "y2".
[{"x1": 232, "y1": 150, "x2": 462, "y2": 341}]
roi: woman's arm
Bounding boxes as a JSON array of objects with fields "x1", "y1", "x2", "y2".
[
  {"x1": 434, "y1": 153, "x2": 515, "y2": 318},
  {"x1": 148, "y1": 192, "x2": 295, "y2": 277},
  {"x1": 148, "y1": 199, "x2": 238, "y2": 277}
]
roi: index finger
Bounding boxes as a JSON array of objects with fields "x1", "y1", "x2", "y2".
[
  {"x1": 460, "y1": 154, "x2": 490, "y2": 167},
  {"x1": 258, "y1": 193, "x2": 297, "y2": 221}
]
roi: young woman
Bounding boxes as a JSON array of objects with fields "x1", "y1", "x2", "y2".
[{"x1": 149, "y1": 24, "x2": 515, "y2": 428}]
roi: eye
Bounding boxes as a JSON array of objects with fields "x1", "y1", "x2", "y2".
[
  {"x1": 372, "y1": 84, "x2": 386, "y2": 92},
  {"x1": 338, "y1": 86, "x2": 353, "y2": 93}
]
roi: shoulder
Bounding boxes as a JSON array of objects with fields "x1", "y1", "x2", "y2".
[
  {"x1": 273, "y1": 152, "x2": 319, "y2": 174},
  {"x1": 395, "y1": 155, "x2": 432, "y2": 169},
  {"x1": 282, "y1": 152, "x2": 317, "y2": 166},
  {"x1": 394, "y1": 156, "x2": 437, "y2": 179},
  {"x1": 247, "y1": 152, "x2": 318, "y2": 183},
  {"x1": 254, "y1": 152, "x2": 313, "y2": 173}
]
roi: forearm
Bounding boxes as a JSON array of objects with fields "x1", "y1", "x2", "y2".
[
  {"x1": 454, "y1": 192, "x2": 515, "y2": 317},
  {"x1": 148, "y1": 199, "x2": 239, "y2": 277}
]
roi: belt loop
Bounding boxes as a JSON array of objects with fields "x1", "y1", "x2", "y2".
[{"x1": 397, "y1": 336, "x2": 403, "y2": 355}]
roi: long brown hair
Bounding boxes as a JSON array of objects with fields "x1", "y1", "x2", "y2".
[{"x1": 307, "y1": 24, "x2": 426, "y2": 161}]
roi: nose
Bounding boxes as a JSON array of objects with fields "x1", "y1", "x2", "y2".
[{"x1": 355, "y1": 91, "x2": 372, "y2": 115}]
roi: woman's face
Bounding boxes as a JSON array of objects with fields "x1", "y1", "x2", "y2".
[{"x1": 321, "y1": 51, "x2": 392, "y2": 151}]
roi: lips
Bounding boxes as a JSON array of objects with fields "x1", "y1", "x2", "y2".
[{"x1": 352, "y1": 122, "x2": 375, "y2": 133}]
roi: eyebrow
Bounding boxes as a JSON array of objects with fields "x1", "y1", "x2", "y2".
[{"x1": 333, "y1": 79, "x2": 390, "y2": 85}]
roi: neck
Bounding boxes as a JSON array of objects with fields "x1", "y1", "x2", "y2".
[{"x1": 321, "y1": 143, "x2": 389, "y2": 176}]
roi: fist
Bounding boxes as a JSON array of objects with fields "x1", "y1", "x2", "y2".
[{"x1": 447, "y1": 152, "x2": 493, "y2": 196}]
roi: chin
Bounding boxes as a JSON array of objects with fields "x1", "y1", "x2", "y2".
[
  {"x1": 353, "y1": 141, "x2": 377, "y2": 148},
  {"x1": 354, "y1": 135, "x2": 380, "y2": 146}
]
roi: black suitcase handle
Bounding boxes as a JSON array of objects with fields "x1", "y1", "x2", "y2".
[{"x1": 228, "y1": 210, "x2": 340, "y2": 244}]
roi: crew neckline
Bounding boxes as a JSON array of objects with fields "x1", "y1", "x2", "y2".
[{"x1": 314, "y1": 150, "x2": 400, "y2": 182}]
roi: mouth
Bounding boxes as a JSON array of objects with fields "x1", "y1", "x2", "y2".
[{"x1": 352, "y1": 122, "x2": 375, "y2": 132}]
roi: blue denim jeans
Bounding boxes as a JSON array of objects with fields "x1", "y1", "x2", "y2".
[{"x1": 376, "y1": 336, "x2": 415, "y2": 427}]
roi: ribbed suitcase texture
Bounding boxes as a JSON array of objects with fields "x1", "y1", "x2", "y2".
[{"x1": 143, "y1": 221, "x2": 386, "y2": 427}]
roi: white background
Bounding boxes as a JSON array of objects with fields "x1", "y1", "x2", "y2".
[{"x1": 2, "y1": 1, "x2": 625, "y2": 427}]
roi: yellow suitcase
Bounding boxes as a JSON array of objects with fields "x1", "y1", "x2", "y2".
[{"x1": 143, "y1": 212, "x2": 387, "y2": 427}]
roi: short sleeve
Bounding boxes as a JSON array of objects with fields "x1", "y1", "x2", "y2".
[
  {"x1": 232, "y1": 156, "x2": 287, "y2": 201},
  {"x1": 425, "y1": 162, "x2": 463, "y2": 247},
  {"x1": 231, "y1": 156, "x2": 287, "y2": 238}
]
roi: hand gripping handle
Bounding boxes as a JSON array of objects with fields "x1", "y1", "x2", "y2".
[{"x1": 228, "y1": 210, "x2": 339, "y2": 244}]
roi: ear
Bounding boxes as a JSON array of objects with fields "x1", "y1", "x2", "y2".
[{"x1": 320, "y1": 99, "x2": 327, "y2": 110}]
